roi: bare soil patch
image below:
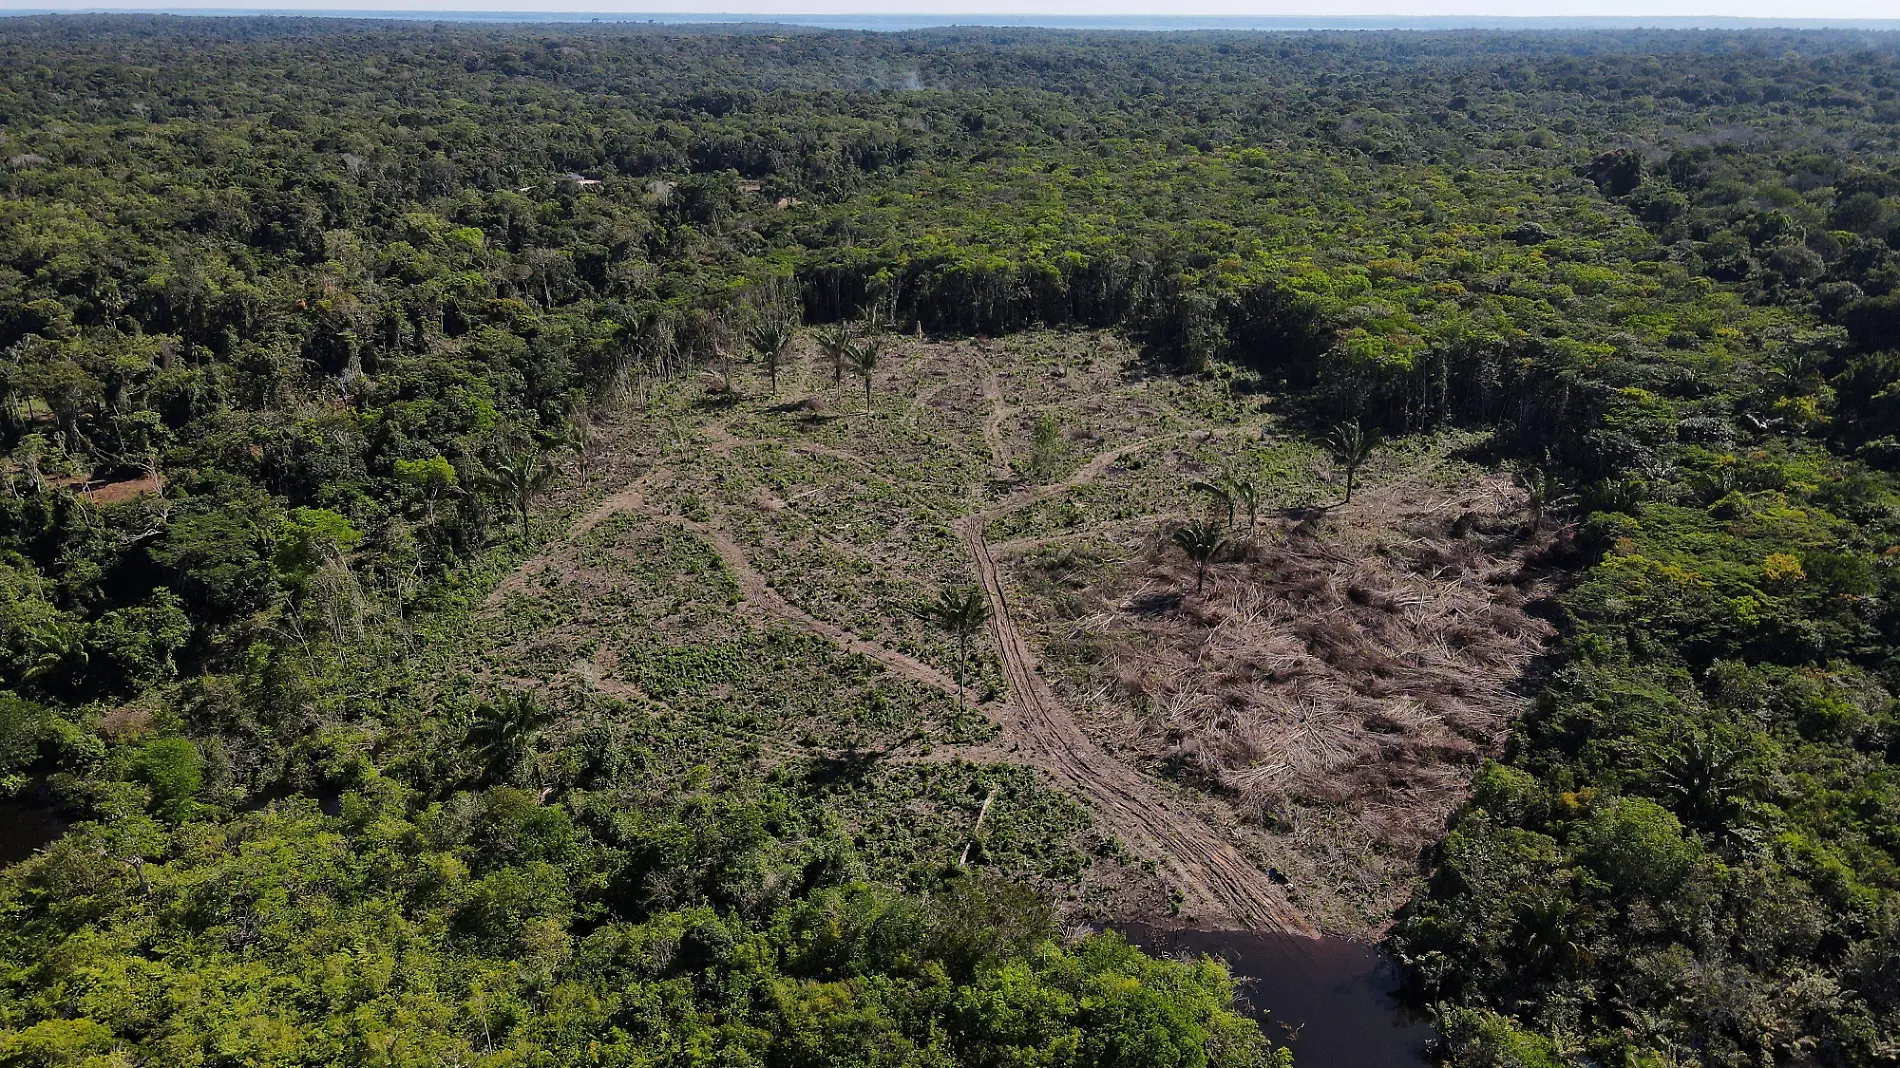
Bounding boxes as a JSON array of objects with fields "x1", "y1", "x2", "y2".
[
  {"x1": 1022, "y1": 472, "x2": 1557, "y2": 934},
  {"x1": 43, "y1": 473, "x2": 163, "y2": 504}
]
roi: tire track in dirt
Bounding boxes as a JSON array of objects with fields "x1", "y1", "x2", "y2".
[
  {"x1": 485, "y1": 470, "x2": 665, "y2": 607},
  {"x1": 976, "y1": 425, "x2": 1260, "y2": 542},
  {"x1": 987, "y1": 514, "x2": 1166, "y2": 558},
  {"x1": 701, "y1": 421, "x2": 875, "y2": 469},
  {"x1": 489, "y1": 422, "x2": 971, "y2": 703},
  {"x1": 543, "y1": 512, "x2": 969, "y2": 702},
  {"x1": 977, "y1": 359, "x2": 1017, "y2": 482},
  {"x1": 489, "y1": 388, "x2": 1309, "y2": 932},
  {"x1": 960, "y1": 421, "x2": 1315, "y2": 935},
  {"x1": 672, "y1": 513, "x2": 972, "y2": 700}
]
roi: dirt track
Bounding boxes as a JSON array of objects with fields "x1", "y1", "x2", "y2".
[
  {"x1": 489, "y1": 359, "x2": 1316, "y2": 936},
  {"x1": 959, "y1": 514, "x2": 1310, "y2": 933},
  {"x1": 684, "y1": 515, "x2": 971, "y2": 700},
  {"x1": 957, "y1": 410, "x2": 1313, "y2": 935}
]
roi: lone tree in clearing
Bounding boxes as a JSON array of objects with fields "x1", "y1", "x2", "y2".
[
  {"x1": 710, "y1": 338, "x2": 738, "y2": 395},
  {"x1": 1186, "y1": 473, "x2": 1262, "y2": 546},
  {"x1": 919, "y1": 586, "x2": 991, "y2": 706},
  {"x1": 1171, "y1": 517, "x2": 1228, "y2": 594},
  {"x1": 848, "y1": 336, "x2": 883, "y2": 414},
  {"x1": 815, "y1": 322, "x2": 854, "y2": 395},
  {"x1": 1327, "y1": 420, "x2": 1375, "y2": 503},
  {"x1": 746, "y1": 318, "x2": 794, "y2": 393},
  {"x1": 859, "y1": 296, "x2": 895, "y2": 338},
  {"x1": 1230, "y1": 477, "x2": 1262, "y2": 535},
  {"x1": 561, "y1": 406, "x2": 598, "y2": 485},
  {"x1": 483, "y1": 446, "x2": 554, "y2": 540}
]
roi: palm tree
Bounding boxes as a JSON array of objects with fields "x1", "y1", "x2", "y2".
[
  {"x1": 713, "y1": 343, "x2": 738, "y2": 395},
  {"x1": 1689, "y1": 465, "x2": 1739, "y2": 507},
  {"x1": 1762, "y1": 346, "x2": 1825, "y2": 398},
  {"x1": 1187, "y1": 474, "x2": 1261, "y2": 541},
  {"x1": 1517, "y1": 894, "x2": 1591, "y2": 976},
  {"x1": 746, "y1": 318, "x2": 794, "y2": 394},
  {"x1": 1327, "y1": 420, "x2": 1374, "y2": 504},
  {"x1": 848, "y1": 336, "x2": 883, "y2": 414},
  {"x1": 1579, "y1": 476, "x2": 1649, "y2": 518},
  {"x1": 484, "y1": 446, "x2": 554, "y2": 540},
  {"x1": 21, "y1": 617, "x2": 88, "y2": 685},
  {"x1": 1171, "y1": 518, "x2": 1228, "y2": 594},
  {"x1": 465, "y1": 690, "x2": 553, "y2": 785},
  {"x1": 815, "y1": 323, "x2": 854, "y2": 396},
  {"x1": 859, "y1": 298, "x2": 894, "y2": 339},
  {"x1": 918, "y1": 587, "x2": 992, "y2": 706},
  {"x1": 1514, "y1": 464, "x2": 1576, "y2": 528},
  {"x1": 1655, "y1": 730, "x2": 1749, "y2": 834}
]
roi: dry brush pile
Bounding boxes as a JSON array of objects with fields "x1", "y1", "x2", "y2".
[{"x1": 1067, "y1": 474, "x2": 1557, "y2": 863}]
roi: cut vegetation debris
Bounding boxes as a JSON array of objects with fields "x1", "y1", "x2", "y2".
[{"x1": 1011, "y1": 450, "x2": 1560, "y2": 934}]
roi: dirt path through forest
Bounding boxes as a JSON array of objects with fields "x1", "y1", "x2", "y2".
[
  {"x1": 492, "y1": 376, "x2": 1313, "y2": 935},
  {"x1": 956, "y1": 419, "x2": 1314, "y2": 935},
  {"x1": 489, "y1": 436, "x2": 973, "y2": 701},
  {"x1": 665, "y1": 511, "x2": 972, "y2": 700}
]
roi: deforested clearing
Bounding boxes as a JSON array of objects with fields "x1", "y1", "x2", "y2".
[{"x1": 1014, "y1": 448, "x2": 1560, "y2": 933}]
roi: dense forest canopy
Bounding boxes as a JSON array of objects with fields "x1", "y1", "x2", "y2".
[{"x1": 1, "y1": 16, "x2": 1899, "y2": 1068}]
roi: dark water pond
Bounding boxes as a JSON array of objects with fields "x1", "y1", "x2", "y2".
[
  {"x1": 0, "y1": 780, "x2": 70, "y2": 866},
  {"x1": 1115, "y1": 923, "x2": 1435, "y2": 1068}
]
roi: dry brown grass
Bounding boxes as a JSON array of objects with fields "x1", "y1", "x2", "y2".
[{"x1": 1041, "y1": 472, "x2": 1556, "y2": 928}]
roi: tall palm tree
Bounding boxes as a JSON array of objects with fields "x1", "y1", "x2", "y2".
[
  {"x1": 1762, "y1": 346, "x2": 1825, "y2": 398},
  {"x1": 848, "y1": 336, "x2": 883, "y2": 414},
  {"x1": 1186, "y1": 474, "x2": 1261, "y2": 538},
  {"x1": 1327, "y1": 420, "x2": 1374, "y2": 504},
  {"x1": 1655, "y1": 730, "x2": 1749, "y2": 834},
  {"x1": 465, "y1": 690, "x2": 553, "y2": 785},
  {"x1": 1517, "y1": 894, "x2": 1591, "y2": 976},
  {"x1": 918, "y1": 587, "x2": 991, "y2": 706},
  {"x1": 484, "y1": 446, "x2": 554, "y2": 540},
  {"x1": 1514, "y1": 464, "x2": 1576, "y2": 528},
  {"x1": 1589, "y1": 476, "x2": 1648, "y2": 515},
  {"x1": 1171, "y1": 518, "x2": 1227, "y2": 594},
  {"x1": 746, "y1": 318, "x2": 794, "y2": 394},
  {"x1": 859, "y1": 298, "x2": 894, "y2": 339},
  {"x1": 815, "y1": 323, "x2": 854, "y2": 396}
]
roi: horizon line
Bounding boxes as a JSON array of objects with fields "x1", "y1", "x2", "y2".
[{"x1": 7, "y1": 8, "x2": 1900, "y2": 25}]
